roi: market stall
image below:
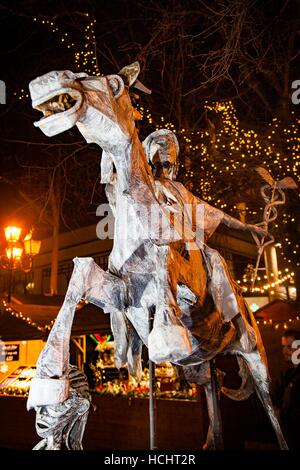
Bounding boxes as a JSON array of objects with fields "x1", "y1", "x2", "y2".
[
  {"x1": 0, "y1": 296, "x2": 208, "y2": 450},
  {"x1": 0, "y1": 294, "x2": 111, "y2": 382},
  {"x1": 1, "y1": 294, "x2": 299, "y2": 449}
]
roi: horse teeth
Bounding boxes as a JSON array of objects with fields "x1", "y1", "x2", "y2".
[{"x1": 43, "y1": 110, "x2": 52, "y2": 117}]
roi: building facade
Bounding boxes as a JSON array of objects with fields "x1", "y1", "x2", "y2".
[{"x1": 0, "y1": 223, "x2": 257, "y2": 298}]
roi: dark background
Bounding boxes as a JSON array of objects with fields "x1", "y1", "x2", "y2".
[{"x1": 0, "y1": 1, "x2": 299, "y2": 268}]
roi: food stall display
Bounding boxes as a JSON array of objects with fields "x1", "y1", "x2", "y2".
[
  {"x1": 0, "y1": 366, "x2": 36, "y2": 396},
  {"x1": 89, "y1": 336, "x2": 197, "y2": 400},
  {"x1": 0, "y1": 335, "x2": 198, "y2": 400}
]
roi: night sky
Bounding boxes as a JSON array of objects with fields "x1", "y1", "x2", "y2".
[
  {"x1": 0, "y1": 1, "x2": 149, "y2": 236},
  {"x1": 0, "y1": 0, "x2": 299, "y2": 245}
]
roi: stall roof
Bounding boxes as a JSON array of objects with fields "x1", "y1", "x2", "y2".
[
  {"x1": 0, "y1": 308, "x2": 45, "y2": 341},
  {"x1": 0, "y1": 294, "x2": 111, "y2": 341},
  {"x1": 255, "y1": 299, "x2": 300, "y2": 322}
]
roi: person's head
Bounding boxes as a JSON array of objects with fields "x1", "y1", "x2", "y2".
[
  {"x1": 34, "y1": 365, "x2": 91, "y2": 450},
  {"x1": 281, "y1": 329, "x2": 300, "y2": 366},
  {"x1": 142, "y1": 129, "x2": 179, "y2": 180}
]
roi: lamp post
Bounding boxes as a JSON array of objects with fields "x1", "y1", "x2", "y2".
[{"x1": 1, "y1": 225, "x2": 41, "y2": 302}]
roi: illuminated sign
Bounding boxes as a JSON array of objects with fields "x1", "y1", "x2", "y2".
[{"x1": 0, "y1": 344, "x2": 20, "y2": 362}]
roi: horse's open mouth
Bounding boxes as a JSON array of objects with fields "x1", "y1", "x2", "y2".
[{"x1": 36, "y1": 93, "x2": 77, "y2": 119}]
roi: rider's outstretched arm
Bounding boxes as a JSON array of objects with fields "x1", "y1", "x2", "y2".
[
  {"x1": 222, "y1": 212, "x2": 268, "y2": 238},
  {"x1": 186, "y1": 186, "x2": 268, "y2": 239}
]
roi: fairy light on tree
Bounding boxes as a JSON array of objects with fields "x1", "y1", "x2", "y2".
[
  {"x1": 14, "y1": 12, "x2": 100, "y2": 101},
  {"x1": 138, "y1": 100, "x2": 300, "y2": 279},
  {"x1": 7, "y1": 3, "x2": 299, "y2": 288}
]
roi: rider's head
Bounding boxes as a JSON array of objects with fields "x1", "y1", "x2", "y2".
[{"x1": 142, "y1": 129, "x2": 179, "y2": 180}]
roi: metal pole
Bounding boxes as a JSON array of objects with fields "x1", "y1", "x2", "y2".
[
  {"x1": 149, "y1": 308, "x2": 157, "y2": 450},
  {"x1": 8, "y1": 263, "x2": 13, "y2": 303},
  {"x1": 209, "y1": 359, "x2": 224, "y2": 449}
]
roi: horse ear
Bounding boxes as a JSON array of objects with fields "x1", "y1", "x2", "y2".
[
  {"x1": 107, "y1": 74, "x2": 125, "y2": 99},
  {"x1": 74, "y1": 72, "x2": 89, "y2": 79},
  {"x1": 118, "y1": 61, "x2": 140, "y2": 87}
]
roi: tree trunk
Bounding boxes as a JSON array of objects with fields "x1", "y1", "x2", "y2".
[
  {"x1": 50, "y1": 207, "x2": 59, "y2": 295},
  {"x1": 49, "y1": 171, "x2": 61, "y2": 296}
]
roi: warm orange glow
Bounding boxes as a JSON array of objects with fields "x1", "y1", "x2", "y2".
[
  {"x1": 23, "y1": 238, "x2": 41, "y2": 256},
  {"x1": 6, "y1": 246, "x2": 23, "y2": 260},
  {"x1": 23, "y1": 232, "x2": 32, "y2": 241},
  {"x1": 4, "y1": 226, "x2": 22, "y2": 243}
]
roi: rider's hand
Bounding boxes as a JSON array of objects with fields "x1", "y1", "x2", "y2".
[{"x1": 248, "y1": 224, "x2": 270, "y2": 240}]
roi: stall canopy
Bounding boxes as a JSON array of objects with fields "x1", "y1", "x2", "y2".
[
  {"x1": 255, "y1": 299, "x2": 300, "y2": 322},
  {"x1": 0, "y1": 294, "x2": 111, "y2": 341}
]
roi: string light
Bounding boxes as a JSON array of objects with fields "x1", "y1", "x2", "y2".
[
  {"x1": 256, "y1": 316, "x2": 300, "y2": 331},
  {"x1": 33, "y1": 13, "x2": 100, "y2": 76},
  {"x1": 1, "y1": 299, "x2": 44, "y2": 332},
  {"x1": 12, "y1": 16, "x2": 299, "y2": 268},
  {"x1": 238, "y1": 271, "x2": 295, "y2": 293},
  {"x1": 140, "y1": 101, "x2": 299, "y2": 202},
  {"x1": 139, "y1": 100, "x2": 299, "y2": 270},
  {"x1": 14, "y1": 12, "x2": 100, "y2": 101},
  {"x1": 1, "y1": 298, "x2": 89, "y2": 333}
]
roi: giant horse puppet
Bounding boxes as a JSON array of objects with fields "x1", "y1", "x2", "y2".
[{"x1": 27, "y1": 64, "x2": 288, "y2": 449}]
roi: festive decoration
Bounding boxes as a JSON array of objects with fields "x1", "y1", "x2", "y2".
[
  {"x1": 95, "y1": 381, "x2": 198, "y2": 401},
  {"x1": 11, "y1": 11, "x2": 298, "y2": 270},
  {"x1": 256, "y1": 317, "x2": 300, "y2": 331},
  {"x1": 14, "y1": 13, "x2": 100, "y2": 101},
  {"x1": 91, "y1": 333, "x2": 111, "y2": 346},
  {"x1": 90, "y1": 354, "x2": 197, "y2": 401},
  {"x1": 140, "y1": 101, "x2": 300, "y2": 269},
  {"x1": 250, "y1": 168, "x2": 297, "y2": 289},
  {"x1": 1, "y1": 299, "x2": 45, "y2": 332},
  {"x1": 238, "y1": 269, "x2": 295, "y2": 293}
]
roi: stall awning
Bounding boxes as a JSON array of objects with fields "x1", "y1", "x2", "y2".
[
  {"x1": 0, "y1": 294, "x2": 111, "y2": 341},
  {"x1": 255, "y1": 299, "x2": 300, "y2": 322},
  {"x1": 0, "y1": 308, "x2": 45, "y2": 341}
]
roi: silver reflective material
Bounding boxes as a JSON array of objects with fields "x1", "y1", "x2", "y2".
[
  {"x1": 28, "y1": 64, "x2": 288, "y2": 449},
  {"x1": 33, "y1": 365, "x2": 91, "y2": 450}
]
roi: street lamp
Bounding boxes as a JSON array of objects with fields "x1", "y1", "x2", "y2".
[{"x1": 1, "y1": 225, "x2": 41, "y2": 302}]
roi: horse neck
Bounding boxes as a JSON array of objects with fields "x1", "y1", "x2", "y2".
[
  {"x1": 109, "y1": 131, "x2": 158, "y2": 254},
  {"x1": 78, "y1": 105, "x2": 155, "y2": 200},
  {"x1": 105, "y1": 130, "x2": 163, "y2": 272},
  {"x1": 105, "y1": 126, "x2": 158, "y2": 205}
]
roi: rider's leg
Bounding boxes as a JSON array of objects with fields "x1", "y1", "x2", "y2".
[{"x1": 148, "y1": 245, "x2": 193, "y2": 363}]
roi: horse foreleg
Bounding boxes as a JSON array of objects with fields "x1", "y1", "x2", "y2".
[
  {"x1": 28, "y1": 257, "x2": 128, "y2": 409},
  {"x1": 239, "y1": 350, "x2": 288, "y2": 450},
  {"x1": 82, "y1": 260, "x2": 144, "y2": 379},
  {"x1": 28, "y1": 257, "x2": 100, "y2": 409},
  {"x1": 35, "y1": 257, "x2": 100, "y2": 378}
]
